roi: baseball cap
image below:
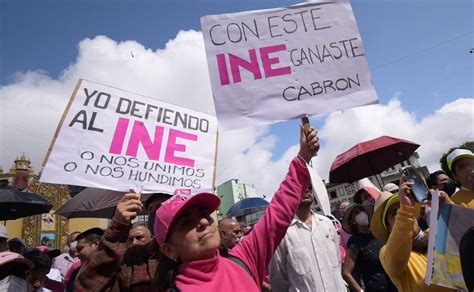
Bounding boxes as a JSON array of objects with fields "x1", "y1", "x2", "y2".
[
  {"x1": 447, "y1": 149, "x2": 474, "y2": 171},
  {"x1": 0, "y1": 251, "x2": 33, "y2": 269},
  {"x1": 154, "y1": 189, "x2": 220, "y2": 245},
  {"x1": 144, "y1": 192, "x2": 172, "y2": 210},
  {"x1": 0, "y1": 224, "x2": 8, "y2": 239},
  {"x1": 37, "y1": 246, "x2": 61, "y2": 258},
  {"x1": 383, "y1": 183, "x2": 399, "y2": 193}
]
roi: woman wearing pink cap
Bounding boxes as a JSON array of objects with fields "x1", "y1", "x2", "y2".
[{"x1": 153, "y1": 125, "x2": 319, "y2": 291}]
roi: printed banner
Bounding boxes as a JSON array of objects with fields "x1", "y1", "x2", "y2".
[
  {"x1": 201, "y1": 0, "x2": 378, "y2": 130},
  {"x1": 426, "y1": 202, "x2": 474, "y2": 290},
  {"x1": 41, "y1": 79, "x2": 218, "y2": 194}
]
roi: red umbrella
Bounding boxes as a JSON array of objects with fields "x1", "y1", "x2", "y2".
[{"x1": 329, "y1": 135, "x2": 420, "y2": 183}]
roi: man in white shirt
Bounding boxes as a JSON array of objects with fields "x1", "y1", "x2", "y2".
[{"x1": 269, "y1": 185, "x2": 346, "y2": 292}]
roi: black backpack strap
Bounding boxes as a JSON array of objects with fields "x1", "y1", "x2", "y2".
[{"x1": 227, "y1": 255, "x2": 252, "y2": 276}]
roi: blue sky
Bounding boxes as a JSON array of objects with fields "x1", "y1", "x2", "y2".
[
  {"x1": 3, "y1": 0, "x2": 472, "y2": 101},
  {"x1": 1, "y1": 0, "x2": 473, "y2": 194}
]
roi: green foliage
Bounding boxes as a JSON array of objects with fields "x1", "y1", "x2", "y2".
[{"x1": 439, "y1": 141, "x2": 474, "y2": 175}]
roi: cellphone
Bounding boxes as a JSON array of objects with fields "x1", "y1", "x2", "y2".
[{"x1": 399, "y1": 165, "x2": 429, "y2": 202}]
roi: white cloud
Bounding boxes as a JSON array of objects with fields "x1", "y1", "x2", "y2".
[
  {"x1": 216, "y1": 97, "x2": 474, "y2": 198},
  {"x1": 314, "y1": 98, "x2": 474, "y2": 185},
  {"x1": 1, "y1": 31, "x2": 214, "y2": 174},
  {"x1": 1, "y1": 32, "x2": 473, "y2": 200}
]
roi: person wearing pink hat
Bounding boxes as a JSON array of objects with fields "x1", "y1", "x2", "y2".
[
  {"x1": 0, "y1": 250, "x2": 33, "y2": 291},
  {"x1": 154, "y1": 125, "x2": 319, "y2": 291}
]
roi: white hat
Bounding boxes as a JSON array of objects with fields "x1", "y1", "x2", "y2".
[
  {"x1": 383, "y1": 183, "x2": 399, "y2": 193},
  {"x1": 0, "y1": 224, "x2": 8, "y2": 239},
  {"x1": 447, "y1": 149, "x2": 474, "y2": 172}
]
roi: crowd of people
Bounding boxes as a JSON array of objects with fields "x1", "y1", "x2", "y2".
[{"x1": 0, "y1": 127, "x2": 473, "y2": 291}]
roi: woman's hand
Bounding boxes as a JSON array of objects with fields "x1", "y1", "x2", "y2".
[
  {"x1": 399, "y1": 176, "x2": 416, "y2": 207},
  {"x1": 298, "y1": 125, "x2": 319, "y2": 163}
]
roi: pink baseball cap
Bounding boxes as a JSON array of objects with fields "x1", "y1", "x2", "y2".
[
  {"x1": 0, "y1": 251, "x2": 33, "y2": 269},
  {"x1": 37, "y1": 245, "x2": 61, "y2": 258},
  {"x1": 154, "y1": 189, "x2": 220, "y2": 245}
]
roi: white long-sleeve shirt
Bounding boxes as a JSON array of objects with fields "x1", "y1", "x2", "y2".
[{"x1": 269, "y1": 212, "x2": 346, "y2": 292}]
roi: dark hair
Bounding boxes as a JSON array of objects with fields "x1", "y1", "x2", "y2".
[
  {"x1": 75, "y1": 227, "x2": 104, "y2": 244},
  {"x1": 144, "y1": 193, "x2": 172, "y2": 210},
  {"x1": 8, "y1": 240, "x2": 25, "y2": 254},
  {"x1": 24, "y1": 249, "x2": 52, "y2": 269},
  {"x1": 155, "y1": 255, "x2": 180, "y2": 291},
  {"x1": 353, "y1": 189, "x2": 367, "y2": 204},
  {"x1": 427, "y1": 170, "x2": 449, "y2": 188}
]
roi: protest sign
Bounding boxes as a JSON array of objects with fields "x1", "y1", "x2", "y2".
[
  {"x1": 201, "y1": 0, "x2": 378, "y2": 130},
  {"x1": 426, "y1": 201, "x2": 474, "y2": 290},
  {"x1": 41, "y1": 79, "x2": 218, "y2": 194}
]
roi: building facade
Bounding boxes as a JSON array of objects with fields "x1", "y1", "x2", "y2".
[
  {"x1": 0, "y1": 154, "x2": 107, "y2": 250},
  {"x1": 315, "y1": 152, "x2": 429, "y2": 214},
  {"x1": 216, "y1": 179, "x2": 258, "y2": 216}
]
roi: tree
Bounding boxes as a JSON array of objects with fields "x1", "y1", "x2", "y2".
[{"x1": 439, "y1": 141, "x2": 474, "y2": 176}]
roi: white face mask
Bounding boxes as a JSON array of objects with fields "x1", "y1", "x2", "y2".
[{"x1": 355, "y1": 211, "x2": 369, "y2": 226}]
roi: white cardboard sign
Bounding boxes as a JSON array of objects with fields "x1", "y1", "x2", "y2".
[
  {"x1": 201, "y1": 0, "x2": 378, "y2": 130},
  {"x1": 307, "y1": 162, "x2": 331, "y2": 216},
  {"x1": 41, "y1": 79, "x2": 218, "y2": 194}
]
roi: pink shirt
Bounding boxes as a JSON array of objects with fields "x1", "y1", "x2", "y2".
[
  {"x1": 175, "y1": 157, "x2": 310, "y2": 291},
  {"x1": 52, "y1": 253, "x2": 78, "y2": 280}
]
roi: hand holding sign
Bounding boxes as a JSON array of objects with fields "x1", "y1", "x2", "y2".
[
  {"x1": 298, "y1": 117, "x2": 319, "y2": 163},
  {"x1": 114, "y1": 192, "x2": 143, "y2": 223},
  {"x1": 201, "y1": 0, "x2": 379, "y2": 130}
]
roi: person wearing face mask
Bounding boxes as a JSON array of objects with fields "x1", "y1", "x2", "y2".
[
  {"x1": 353, "y1": 188, "x2": 376, "y2": 205},
  {"x1": 75, "y1": 192, "x2": 171, "y2": 291},
  {"x1": 427, "y1": 170, "x2": 457, "y2": 197},
  {"x1": 52, "y1": 234, "x2": 80, "y2": 281},
  {"x1": 341, "y1": 204, "x2": 396, "y2": 292}
]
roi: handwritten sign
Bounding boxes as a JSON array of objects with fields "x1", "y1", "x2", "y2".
[
  {"x1": 41, "y1": 79, "x2": 218, "y2": 194},
  {"x1": 201, "y1": 0, "x2": 378, "y2": 130}
]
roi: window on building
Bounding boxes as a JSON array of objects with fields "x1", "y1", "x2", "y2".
[
  {"x1": 338, "y1": 187, "x2": 344, "y2": 196},
  {"x1": 330, "y1": 191, "x2": 337, "y2": 199},
  {"x1": 137, "y1": 214, "x2": 148, "y2": 223}
]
